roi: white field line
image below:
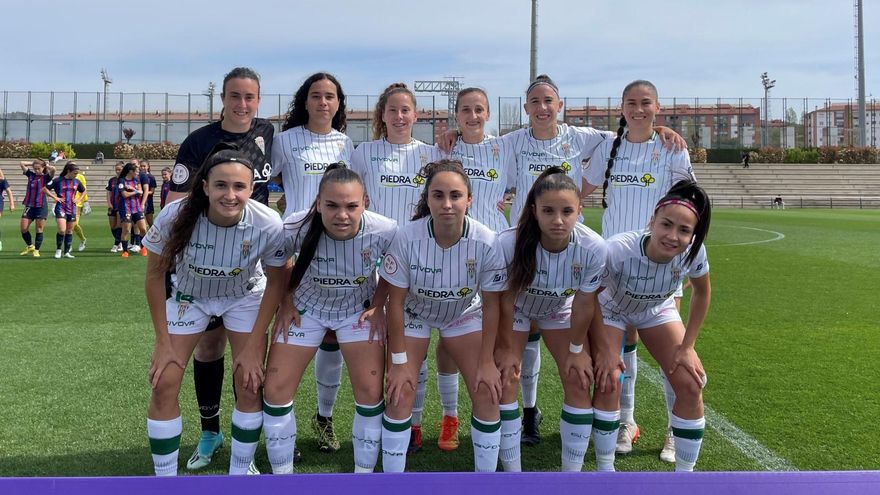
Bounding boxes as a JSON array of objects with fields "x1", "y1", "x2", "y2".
[
  {"x1": 638, "y1": 360, "x2": 798, "y2": 471},
  {"x1": 708, "y1": 226, "x2": 786, "y2": 247}
]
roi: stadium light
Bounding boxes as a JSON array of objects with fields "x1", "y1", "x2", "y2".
[{"x1": 761, "y1": 72, "x2": 776, "y2": 146}]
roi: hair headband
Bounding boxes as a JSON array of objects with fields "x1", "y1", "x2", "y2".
[
  {"x1": 526, "y1": 81, "x2": 559, "y2": 98},
  {"x1": 655, "y1": 198, "x2": 700, "y2": 220}
]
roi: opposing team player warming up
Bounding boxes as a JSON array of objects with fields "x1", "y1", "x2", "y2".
[
  {"x1": 143, "y1": 149, "x2": 287, "y2": 476},
  {"x1": 496, "y1": 168, "x2": 607, "y2": 471},
  {"x1": 166, "y1": 67, "x2": 277, "y2": 471},
  {"x1": 270, "y1": 73, "x2": 354, "y2": 453},
  {"x1": 262, "y1": 164, "x2": 396, "y2": 473},
  {"x1": 19, "y1": 159, "x2": 55, "y2": 257},
  {"x1": 585, "y1": 80, "x2": 697, "y2": 461},
  {"x1": 381, "y1": 160, "x2": 506, "y2": 472},
  {"x1": 351, "y1": 82, "x2": 442, "y2": 454},
  {"x1": 590, "y1": 180, "x2": 711, "y2": 472}
]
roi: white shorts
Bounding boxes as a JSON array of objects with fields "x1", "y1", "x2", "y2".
[
  {"x1": 404, "y1": 310, "x2": 483, "y2": 339},
  {"x1": 601, "y1": 297, "x2": 682, "y2": 331},
  {"x1": 275, "y1": 311, "x2": 371, "y2": 347},
  {"x1": 165, "y1": 291, "x2": 263, "y2": 335},
  {"x1": 512, "y1": 306, "x2": 571, "y2": 332}
]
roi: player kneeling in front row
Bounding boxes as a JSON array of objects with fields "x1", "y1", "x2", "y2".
[
  {"x1": 143, "y1": 148, "x2": 288, "y2": 476},
  {"x1": 262, "y1": 164, "x2": 396, "y2": 473},
  {"x1": 591, "y1": 180, "x2": 712, "y2": 472}
]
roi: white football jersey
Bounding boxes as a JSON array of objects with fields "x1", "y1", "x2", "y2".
[
  {"x1": 599, "y1": 231, "x2": 709, "y2": 315},
  {"x1": 499, "y1": 223, "x2": 606, "y2": 320},
  {"x1": 444, "y1": 135, "x2": 515, "y2": 233},
  {"x1": 271, "y1": 126, "x2": 354, "y2": 217},
  {"x1": 586, "y1": 133, "x2": 696, "y2": 237},
  {"x1": 380, "y1": 216, "x2": 506, "y2": 328},
  {"x1": 143, "y1": 199, "x2": 287, "y2": 300},
  {"x1": 351, "y1": 139, "x2": 442, "y2": 225},
  {"x1": 283, "y1": 209, "x2": 397, "y2": 320},
  {"x1": 503, "y1": 124, "x2": 609, "y2": 224}
]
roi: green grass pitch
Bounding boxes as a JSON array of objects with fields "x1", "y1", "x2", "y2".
[{"x1": 0, "y1": 208, "x2": 877, "y2": 475}]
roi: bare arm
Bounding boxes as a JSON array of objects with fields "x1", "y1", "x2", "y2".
[{"x1": 682, "y1": 273, "x2": 711, "y2": 349}]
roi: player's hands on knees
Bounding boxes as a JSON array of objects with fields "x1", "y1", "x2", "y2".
[
  {"x1": 565, "y1": 349, "x2": 594, "y2": 391},
  {"x1": 385, "y1": 362, "x2": 416, "y2": 407},
  {"x1": 360, "y1": 306, "x2": 386, "y2": 345},
  {"x1": 233, "y1": 346, "x2": 266, "y2": 395},
  {"x1": 494, "y1": 346, "x2": 521, "y2": 388},
  {"x1": 149, "y1": 339, "x2": 185, "y2": 389},
  {"x1": 593, "y1": 352, "x2": 625, "y2": 394},
  {"x1": 474, "y1": 360, "x2": 502, "y2": 405},
  {"x1": 271, "y1": 298, "x2": 298, "y2": 344},
  {"x1": 669, "y1": 345, "x2": 706, "y2": 389}
]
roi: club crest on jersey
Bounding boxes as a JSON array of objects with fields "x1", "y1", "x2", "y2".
[
  {"x1": 177, "y1": 302, "x2": 188, "y2": 320},
  {"x1": 491, "y1": 143, "x2": 500, "y2": 158},
  {"x1": 562, "y1": 143, "x2": 571, "y2": 154},
  {"x1": 672, "y1": 267, "x2": 681, "y2": 282},
  {"x1": 651, "y1": 150, "x2": 661, "y2": 165},
  {"x1": 255, "y1": 136, "x2": 265, "y2": 154},
  {"x1": 420, "y1": 153, "x2": 428, "y2": 165},
  {"x1": 362, "y1": 248, "x2": 372, "y2": 268},
  {"x1": 572, "y1": 263, "x2": 582, "y2": 281},
  {"x1": 465, "y1": 259, "x2": 477, "y2": 279},
  {"x1": 241, "y1": 240, "x2": 251, "y2": 257}
]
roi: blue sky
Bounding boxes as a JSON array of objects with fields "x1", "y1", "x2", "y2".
[{"x1": 5, "y1": 0, "x2": 878, "y2": 105}]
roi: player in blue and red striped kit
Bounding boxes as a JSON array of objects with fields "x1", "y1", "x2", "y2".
[
  {"x1": 117, "y1": 162, "x2": 148, "y2": 257},
  {"x1": 0, "y1": 167, "x2": 16, "y2": 251},
  {"x1": 19, "y1": 159, "x2": 56, "y2": 257},
  {"x1": 47, "y1": 161, "x2": 86, "y2": 259},
  {"x1": 106, "y1": 161, "x2": 125, "y2": 252}
]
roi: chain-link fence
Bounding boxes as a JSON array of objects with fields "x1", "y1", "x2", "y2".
[{"x1": 2, "y1": 91, "x2": 878, "y2": 148}]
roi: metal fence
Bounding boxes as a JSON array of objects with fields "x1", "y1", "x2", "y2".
[{"x1": 2, "y1": 91, "x2": 878, "y2": 148}]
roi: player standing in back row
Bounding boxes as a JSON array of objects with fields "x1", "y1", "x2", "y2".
[
  {"x1": 350, "y1": 82, "x2": 443, "y2": 454},
  {"x1": 270, "y1": 73, "x2": 354, "y2": 454}
]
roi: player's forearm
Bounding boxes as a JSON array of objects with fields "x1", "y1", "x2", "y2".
[
  {"x1": 496, "y1": 291, "x2": 516, "y2": 351},
  {"x1": 247, "y1": 268, "x2": 285, "y2": 350},
  {"x1": 144, "y1": 257, "x2": 171, "y2": 342},
  {"x1": 478, "y1": 291, "x2": 501, "y2": 364},
  {"x1": 386, "y1": 288, "x2": 407, "y2": 355},
  {"x1": 569, "y1": 291, "x2": 595, "y2": 348},
  {"x1": 370, "y1": 277, "x2": 390, "y2": 309},
  {"x1": 683, "y1": 276, "x2": 711, "y2": 349}
]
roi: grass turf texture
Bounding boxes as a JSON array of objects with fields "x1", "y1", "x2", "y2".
[{"x1": 0, "y1": 209, "x2": 877, "y2": 475}]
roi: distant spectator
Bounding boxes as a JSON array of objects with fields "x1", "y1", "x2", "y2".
[
  {"x1": 58, "y1": 150, "x2": 66, "y2": 162},
  {"x1": 94, "y1": 151, "x2": 105, "y2": 164},
  {"x1": 159, "y1": 167, "x2": 171, "y2": 209},
  {"x1": 741, "y1": 150, "x2": 750, "y2": 169},
  {"x1": 50, "y1": 150, "x2": 59, "y2": 163},
  {"x1": 772, "y1": 196, "x2": 785, "y2": 209}
]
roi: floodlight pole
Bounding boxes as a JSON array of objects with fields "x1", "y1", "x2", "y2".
[
  {"x1": 530, "y1": 0, "x2": 538, "y2": 83},
  {"x1": 761, "y1": 72, "x2": 776, "y2": 147},
  {"x1": 856, "y1": 0, "x2": 866, "y2": 146}
]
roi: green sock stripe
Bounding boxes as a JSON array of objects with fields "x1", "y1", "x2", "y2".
[
  {"x1": 672, "y1": 427, "x2": 705, "y2": 440},
  {"x1": 500, "y1": 408, "x2": 521, "y2": 421},
  {"x1": 149, "y1": 435, "x2": 181, "y2": 456},
  {"x1": 527, "y1": 333, "x2": 541, "y2": 342},
  {"x1": 592, "y1": 418, "x2": 620, "y2": 432},
  {"x1": 231, "y1": 424, "x2": 262, "y2": 444},
  {"x1": 319, "y1": 342, "x2": 341, "y2": 352},
  {"x1": 356, "y1": 402, "x2": 386, "y2": 417},
  {"x1": 262, "y1": 402, "x2": 293, "y2": 417},
  {"x1": 382, "y1": 417, "x2": 412, "y2": 432},
  {"x1": 471, "y1": 416, "x2": 502, "y2": 433},
  {"x1": 623, "y1": 343, "x2": 638, "y2": 353},
  {"x1": 560, "y1": 410, "x2": 594, "y2": 425}
]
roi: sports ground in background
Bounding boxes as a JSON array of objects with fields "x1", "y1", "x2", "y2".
[{"x1": 0, "y1": 208, "x2": 877, "y2": 476}]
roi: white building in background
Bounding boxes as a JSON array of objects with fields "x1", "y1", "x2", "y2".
[{"x1": 805, "y1": 102, "x2": 880, "y2": 148}]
